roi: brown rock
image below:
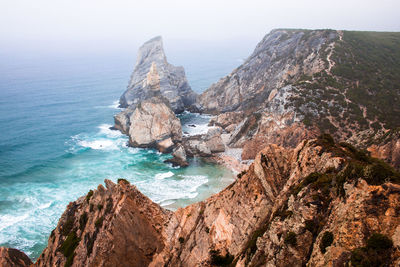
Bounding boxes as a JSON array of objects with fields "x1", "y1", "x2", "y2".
[
  {"x1": 35, "y1": 179, "x2": 172, "y2": 267},
  {"x1": 0, "y1": 247, "x2": 32, "y2": 267},
  {"x1": 7, "y1": 138, "x2": 400, "y2": 266}
]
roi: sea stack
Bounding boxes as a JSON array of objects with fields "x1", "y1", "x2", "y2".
[
  {"x1": 119, "y1": 36, "x2": 197, "y2": 113},
  {"x1": 115, "y1": 62, "x2": 182, "y2": 153}
]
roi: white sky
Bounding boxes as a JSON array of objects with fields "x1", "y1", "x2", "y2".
[{"x1": 1, "y1": 0, "x2": 399, "y2": 52}]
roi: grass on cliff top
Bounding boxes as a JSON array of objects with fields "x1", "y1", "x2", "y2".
[
  {"x1": 292, "y1": 31, "x2": 400, "y2": 137},
  {"x1": 333, "y1": 31, "x2": 400, "y2": 130}
]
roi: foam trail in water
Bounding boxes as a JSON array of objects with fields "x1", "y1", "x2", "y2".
[{"x1": 155, "y1": 171, "x2": 174, "y2": 180}]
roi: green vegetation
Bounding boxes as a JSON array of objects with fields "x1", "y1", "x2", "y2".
[
  {"x1": 95, "y1": 216, "x2": 103, "y2": 228},
  {"x1": 209, "y1": 249, "x2": 234, "y2": 266},
  {"x1": 86, "y1": 190, "x2": 94, "y2": 203},
  {"x1": 284, "y1": 231, "x2": 297, "y2": 246},
  {"x1": 59, "y1": 231, "x2": 80, "y2": 267},
  {"x1": 79, "y1": 212, "x2": 88, "y2": 231},
  {"x1": 61, "y1": 218, "x2": 74, "y2": 236},
  {"x1": 349, "y1": 233, "x2": 393, "y2": 267},
  {"x1": 291, "y1": 31, "x2": 400, "y2": 137},
  {"x1": 97, "y1": 204, "x2": 103, "y2": 211},
  {"x1": 319, "y1": 231, "x2": 334, "y2": 253},
  {"x1": 178, "y1": 237, "x2": 184, "y2": 244},
  {"x1": 333, "y1": 31, "x2": 400, "y2": 130},
  {"x1": 292, "y1": 136, "x2": 399, "y2": 204}
]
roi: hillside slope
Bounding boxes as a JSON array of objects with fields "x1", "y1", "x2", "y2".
[{"x1": 200, "y1": 29, "x2": 400, "y2": 168}]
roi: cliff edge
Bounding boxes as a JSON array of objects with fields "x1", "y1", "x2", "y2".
[{"x1": 4, "y1": 136, "x2": 400, "y2": 266}]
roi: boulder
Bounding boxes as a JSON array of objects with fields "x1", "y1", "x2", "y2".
[
  {"x1": 128, "y1": 96, "x2": 182, "y2": 153},
  {"x1": 164, "y1": 144, "x2": 189, "y2": 167}
]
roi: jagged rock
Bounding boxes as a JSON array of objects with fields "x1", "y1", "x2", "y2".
[
  {"x1": 199, "y1": 30, "x2": 336, "y2": 114},
  {"x1": 4, "y1": 137, "x2": 400, "y2": 266},
  {"x1": 164, "y1": 144, "x2": 189, "y2": 167},
  {"x1": 34, "y1": 179, "x2": 172, "y2": 267},
  {"x1": 0, "y1": 247, "x2": 32, "y2": 267},
  {"x1": 119, "y1": 36, "x2": 197, "y2": 113}
]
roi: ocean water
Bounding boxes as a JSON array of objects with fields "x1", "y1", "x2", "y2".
[{"x1": 0, "y1": 45, "x2": 248, "y2": 260}]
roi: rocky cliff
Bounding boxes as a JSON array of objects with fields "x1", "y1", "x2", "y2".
[
  {"x1": 199, "y1": 29, "x2": 400, "y2": 168},
  {"x1": 5, "y1": 136, "x2": 400, "y2": 266},
  {"x1": 119, "y1": 36, "x2": 197, "y2": 113}
]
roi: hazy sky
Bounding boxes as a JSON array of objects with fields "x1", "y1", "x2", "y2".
[{"x1": 1, "y1": 0, "x2": 399, "y2": 53}]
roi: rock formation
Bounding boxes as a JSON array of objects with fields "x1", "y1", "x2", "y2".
[
  {"x1": 119, "y1": 36, "x2": 197, "y2": 113},
  {"x1": 199, "y1": 29, "x2": 400, "y2": 168},
  {"x1": 164, "y1": 144, "x2": 189, "y2": 167},
  {"x1": 4, "y1": 136, "x2": 400, "y2": 266},
  {"x1": 115, "y1": 62, "x2": 182, "y2": 153},
  {"x1": 0, "y1": 247, "x2": 32, "y2": 267},
  {"x1": 127, "y1": 96, "x2": 182, "y2": 152}
]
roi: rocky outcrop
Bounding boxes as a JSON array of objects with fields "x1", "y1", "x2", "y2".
[
  {"x1": 182, "y1": 127, "x2": 225, "y2": 157},
  {"x1": 164, "y1": 144, "x2": 189, "y2": 167},
  {"x1": 35, "y1": 179, "x2": 172, "y2": 267},
  {"x1": 114, "y1": 62, "x2": 182, "y2": 153},
  {"x1": 6, "y1": 136, "x2": 400, "y2": 266},
  {"x1": 199, "y1": 30, "x2": 336, "y2": 114},
  {"x1": 0, "y1": 247, "x2": 32, "y2": 267},
  {"x1": 119, "y1": 36, "x2": 197, "y2": 113},
  {"x1": 198, "y1": 29, "x2": 400, "y2": 168}
]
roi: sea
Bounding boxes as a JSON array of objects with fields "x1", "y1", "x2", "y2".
[{"x1": 0, "y1": 41, "x2": 252, "y2": 259}]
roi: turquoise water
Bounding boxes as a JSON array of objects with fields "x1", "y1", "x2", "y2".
[{"x1": 0, "y1": 47, "x2": 248, "y2": 259}]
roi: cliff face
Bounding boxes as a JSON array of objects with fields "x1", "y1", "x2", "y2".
[
  {"x1": 7, "y1": 136, "x2": 400, "y2": 266},
  {"x1": 199, "y1": 29, "x2": 400, "y2": 168},
  {"x1": 35, "y1": 179, "x2": 172, "y2": 267},
  {"x1": 119, "y1": 36, "x2": 197, "y2": 113},
  {"x1": 199, "y1": 29, "x2": 336, "y2": 114}
]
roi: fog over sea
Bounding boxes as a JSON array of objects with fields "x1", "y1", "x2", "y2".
[{"x1": 0, "y1": 41, "x2": 251, "y2": 259}]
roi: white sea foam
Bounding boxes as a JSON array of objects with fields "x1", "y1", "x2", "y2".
[
  {"x1": 155, "y1": 171, "x2": 174, "y2": 180},
  {"x1": 98, "y1": 124, "x2": 123, "y2": 138},
  {"x1": 159, "y1": 200, "x2": 176, "y2": 206},
  {"x1": 78, "y1": 139, "x2": 119, "y2": 150},
  {"x1": 138, "y1": 174, "x2": 208, "y2": 205},
  {"x1": 94, "y1": 100, "x2": 121, "y2": 109},
  {"x1": 108, "y1": 100, "x2": 121, "y2": 109},
  {"x1": 0, "y1": 214, "x2": 29, "y2": 232},
  {"x1": 39, "y1": 202, "x2": 52, "y2": 210}
]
